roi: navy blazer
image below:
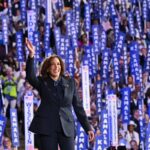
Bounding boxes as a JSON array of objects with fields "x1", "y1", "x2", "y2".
[{"x1": 26, "y1": 57, "x2": 92, "y2": 137}]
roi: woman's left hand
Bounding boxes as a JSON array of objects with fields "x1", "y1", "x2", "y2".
[{"x1": 88, "y1": 130, "x2": 95, "y2": 142}]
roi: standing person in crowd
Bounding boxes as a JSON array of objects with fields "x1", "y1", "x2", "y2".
[
  {"x1": 2, "y1": 66, "x2": 17, "y2": 116},
  {"x1": 130, "y1": 139, "x2": 141, "y2": 150},
  {"x1": 131, "y1": 109, "x2": 140, "y2": 134},
  {"x1": 127, "y1": 75, "x2": 135, "y2": 92},
  {"x1": 144, "y1": 87, "x2": 150, "y2": 109},
  {"x1": 25, "y1": 38, "x2": 95, "y2": 150},
  {"x1": 130, "y1": 91, "x2": 139, "y2": 116},
  {"x1": 2, "y1": 136, "x2": 12, "y2": 150},
  {"x1": 125, "y1": 120, "x2": 139, "y2": 149}
]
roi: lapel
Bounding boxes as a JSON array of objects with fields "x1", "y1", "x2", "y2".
[
  {"x1": 44, "y1": 77, "x2": 53, "y2": 90},
  {"x1": 43, "y1": 76, "x2": 71, "y2": 105},
  {"x1": 62, "y1": 76, "x2": 70, "y2": 102}
]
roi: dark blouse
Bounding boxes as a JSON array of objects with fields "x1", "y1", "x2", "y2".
[{"x1": 48, "y1": 77, "x2": 64, "y2": 132}]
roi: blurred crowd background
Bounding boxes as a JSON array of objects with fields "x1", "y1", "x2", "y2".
[{"x1": 0, "y1": 0, "x2": 150, "y2": 149}]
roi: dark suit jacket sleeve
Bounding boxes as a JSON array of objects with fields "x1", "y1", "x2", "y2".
[
  {"x1": 26, "y1": 56, "x2": 41, "y2": 91},
  {"x1": 72, "y1": 79, "x2": 92, "y2": 134}
]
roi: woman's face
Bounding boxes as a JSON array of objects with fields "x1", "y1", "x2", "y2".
[
  {"x1": 128, "y1": 125, "x2": 135, "y2": 132},
  {"x1": 81, "y1": 34, "x2": 88, "y2": 44},
  {"x1": 128, "y1": 76, "x2": 133, "y2": 84},
  {"x1": 49, "y1": 57, "x2": 61, "y2": 80}
]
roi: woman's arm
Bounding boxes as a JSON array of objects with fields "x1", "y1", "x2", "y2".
[
  {"x1": 25, "y1": 38, "x2": 41, "y2": 90},
  {"x1": 26, "y1": 38, "x2": 35, "y2": 58},
  {"x1": 72, "y1": 79, "x2": 94, "y2": 142}
]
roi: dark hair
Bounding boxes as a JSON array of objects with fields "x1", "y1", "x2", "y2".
[
  {"x1": 117, "y1": 146, "x2": 126, "y2": 150},
  {"x1": 40, "y1": 55, "x2": 65, "y2": 78},
  {"x1": 146, "y1": 88, "x2": 150, "y2": 98}
]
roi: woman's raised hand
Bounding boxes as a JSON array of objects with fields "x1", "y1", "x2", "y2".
[{"x1": 25, "y1": 38, "x2": 35, "y2": 58}]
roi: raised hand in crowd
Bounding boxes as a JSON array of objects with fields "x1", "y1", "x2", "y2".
[{"x1": 25, "y1": 38, "x2": 35, "y2": 58}]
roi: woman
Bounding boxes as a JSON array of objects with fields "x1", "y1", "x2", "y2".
[
  {"x1": 25, "y1": 39, "x2": 94, "y2": 150},
  {"x1": 125, "y1": 120, "x2": 139, "y2": 149}
]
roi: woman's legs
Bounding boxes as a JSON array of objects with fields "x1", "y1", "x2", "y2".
[
  {"x1": 3, "y1": 97, "x2": 9, "y2": 116},
  {"x1": 58, "y1": 132, "x2": 75, "y2": 150},
  {"x1": 3, "y1": 98, "x2": 16, "y2": 116},
  {"x1": 36, "y1": 134, "x2": 58, "y2": 150},
  {"x1": 36, "y1": 132, "x2": 75, "y2": 150},
  {"x1": 10, "y1": 99, "x2": 16, "y2": 108}
]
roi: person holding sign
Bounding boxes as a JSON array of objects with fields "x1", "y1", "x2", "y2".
[{"x1": 25, "y1": 38, "x2": 94, "y2": 150}]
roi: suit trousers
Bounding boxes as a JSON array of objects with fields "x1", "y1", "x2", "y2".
[{"x1": 35, "y1": 131, "x2": 75, "y2": 150}]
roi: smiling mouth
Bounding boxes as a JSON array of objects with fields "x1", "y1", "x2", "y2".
[{"x1": 53, "y1": 71, "x2": 60, "y2": 73}]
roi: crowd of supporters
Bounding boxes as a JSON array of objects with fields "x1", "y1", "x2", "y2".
[{"x1": 0, "y1": 0, "x2": 150, "y2": 149}]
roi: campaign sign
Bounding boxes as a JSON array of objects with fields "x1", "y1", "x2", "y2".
[
  {"x1": 107, "y1": 94, "x2": 118, "y2": 147},
  {"x1": 0, "y1": 115, "x2": 6, "y2": 145},
  {"x1": 82, "y1": 65, "x2": 91, "y2": 116},
  {"x1": 10, "y1": 108, "x2": 20, "y2": 147},
  {"x1": 76, "y1": 122, "x2": 88, "y2": 150},
  {"x1": 24, "y1": 91, "x2": 34, "y2": 150},
  {"x1": 2, "y1": 17, "x2": 8, "y2": 44}
]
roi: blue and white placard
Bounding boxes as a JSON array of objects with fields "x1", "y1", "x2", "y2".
[
  {"x1": 10, "y1": 108, "x2": 20, "y2": 147},
  {"x1": 81, "y1": 65, "x2": 91, "y2": 116},
  {"x1": 24, "y1": 91, "x2": 34, "y2": 150}
]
